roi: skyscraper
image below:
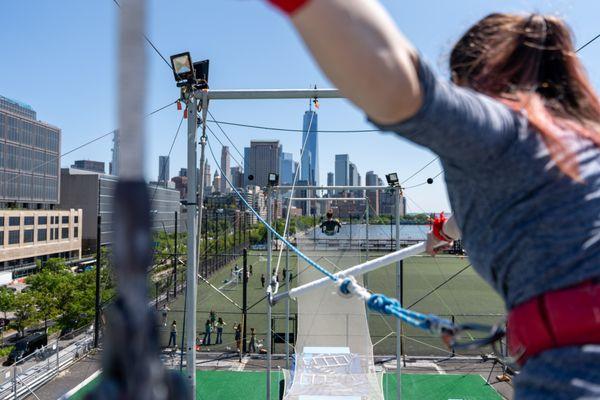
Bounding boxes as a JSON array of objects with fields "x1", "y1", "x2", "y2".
[
  {"x1": 220, "y1": 146, "x2": 231, "y2": 193},
  {"x1": 327, "y1": 172, "x2": 334, "y2": 197},
  {"x1": 231, "y1": 166, "x2": 244, "y2": 189},
  {"x1": 349, "y1": 162, "x2": 359, "y2": 186},
  {"x1": 280, "y1": 152, "x2": 294, "y2": 185},
  {"x1": 203, "y1": 161, "x2": 211, "y2": 190},
  {"x1": 213, "y1": 171, "x2": 221, "y2": 193},
  {"x1": 111, "y1": 130, "x2": 120, "y2": 176},
  {"x1": 158, "y1": 156, "x2": 170, "y2": 187},
  {"x1": 72, "y1": 160, "x2": 105, "y2": 174},
  {"x1": 335, "y1": 154, "x2": 349, "y2": 186},
  {"x1": 300, "y1": 110, "x2": 319, "y2": 186},
  {"x1": 245, "y1": 140, "x2": 281, "y2": 188},
  {"x1": 365, "y1": 171, "x2": 380, "y2": 216}
]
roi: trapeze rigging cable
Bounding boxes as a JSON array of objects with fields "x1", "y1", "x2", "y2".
[
  {"x1": 206, "y1": 118, "x2": 380, "y2": 133},
  {"x1": 271, "y1": 109, "x2": 317, "y2": 292}
]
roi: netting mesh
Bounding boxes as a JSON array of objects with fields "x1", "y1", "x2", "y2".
[{"x1": 282, "y1": 226, "x2": 384, "y2": 399}]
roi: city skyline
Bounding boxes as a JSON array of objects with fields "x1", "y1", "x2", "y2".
[{"x1": 4, "y1": 1, "x2": 600, "y2": 211}]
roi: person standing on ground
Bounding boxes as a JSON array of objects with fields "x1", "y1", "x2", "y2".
[
  {"x1": 260, "y1": 274, "x2": 265, "y2": 288},
  {"x1": 249, "y1": 264, "x2": 253, "y2": 276},
  {"x1": 266, "y1": 1, "x2": 600, "y2": 398},
  {"x1": 209, "y1": 309, "x2": 216, "y2": 327},
  {"x1": 161, "y1": 304, "x2": 169, "y2": 327},
  {"x1": 248, "y1": 327, "x2": 256, "y2": 353},
  {"x1": 167, "y1": 320, "x2": 177, "y2": 348},
  {"x1": 215, "y1": 317, "x2": 226, "y2": 345},
  {"x1": 202, "y1": 319, "x2": 212, "y2": 346},
  {"x1": 234, "y1": 323, "x2": 242, "y2": 361}
]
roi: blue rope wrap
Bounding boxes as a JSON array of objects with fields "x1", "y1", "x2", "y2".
[{"x1": 339, "y1": 278, "x2": 353, "y2": 296}]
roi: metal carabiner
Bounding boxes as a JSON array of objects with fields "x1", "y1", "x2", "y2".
[{"x1": 442, "y1": 322, "x2": 506, "y2": 351}]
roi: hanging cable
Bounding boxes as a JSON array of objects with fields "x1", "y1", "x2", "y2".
[{"x1": 206, "y1": 119, "x2": 379, "y2": 133}]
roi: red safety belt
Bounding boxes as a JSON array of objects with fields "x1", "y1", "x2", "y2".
[{"x1": 508, "y1": 279, "x2": 600, "y2": 365}]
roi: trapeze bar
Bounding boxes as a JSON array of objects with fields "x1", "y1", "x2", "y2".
[
  {"x1": 200, "y1": 88, "x2": 342, "y2": 100},
  {"x1": 275, "y1": 185, "x2": 391, "y2": 191},
  {"x1": 271, "y1": 242, "x2": 426, "y2": 304}
]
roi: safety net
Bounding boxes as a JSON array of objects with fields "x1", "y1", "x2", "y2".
[{"x1": 282, "y1": 219, "x2": 385, "y2": 399}]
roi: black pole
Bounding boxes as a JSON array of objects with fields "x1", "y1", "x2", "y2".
[
  {"x1": 173, "y1": 211, "x2": 178, "y2": 298},
  {"x1": 215, "y1": 212, "x2": 219, "y2": 257},
  {"x1": 94, "y1": 215, "x2": 101, "y2": 348},
  {"x1": 400, "y1": 258, "x2": 405, "y2": 363},
  {"x1": 390, "y1": 214, "x2": 393, "y2": 252},
  {"x1": 313, "y1": 213, "x2": 316, "y2": 243},
  {"x1": 350, "y1": 214, "x2": 353, "y2": 244},
  {"x1": 242, "y1": 249, "x2": 248, "y2": 353},
  {"x1": 204, "y1": 213, "x2": 208, "y2": 276}
]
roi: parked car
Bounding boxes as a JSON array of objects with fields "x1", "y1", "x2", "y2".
[{"x1": 4, "y1": 332, "x2": 48, "y2": 365}]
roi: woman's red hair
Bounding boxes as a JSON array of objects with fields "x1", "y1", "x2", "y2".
[{"x1": 450, "y1": 13, "x2": 600, "y2": 180}]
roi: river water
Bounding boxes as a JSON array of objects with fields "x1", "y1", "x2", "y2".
[{"x1": 311, "y1": 223, "x2": 429, "y2": 240}]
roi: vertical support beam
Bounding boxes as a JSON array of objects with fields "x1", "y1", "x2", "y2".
[
  {"x1": 266, "y1": 188, "x2": 272, "y2": 400},
  {"x1": 242, "y1": 249, "x2": 248, "y2": 354},
  {"x1": 395, "y1": 188, "x2": 402, "y2": 400},
  {"x1": 184, "y1": 95, "x2": 199, "y2": 393},
  {"x1": 173, "y1": 211, "x2": 178, "y2": 297},
  {"x1": 364, "y1": 199, "x2": 369, "y2": 289},
  {"x1": 94, "y1": 215, "x2": 101, "y2": 348},
  {"x1": 284, "y1": 246, "x2": 290, "y2": 370}
]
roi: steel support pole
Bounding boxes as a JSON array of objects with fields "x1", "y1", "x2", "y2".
[
  {"x1": 364, "y1": 199, "x2": 369, "y2": 289},
  {"x1": 184, "y1": 95, "x2": 199, "y2": 394},
  {"x1": 173, "y1": 211, "x2": 178, "y2": 297},
  {"x1": 94, "y1": 215, "x2": 101, "y2": 348},
  {"x1": 285, "y1": 246, "x2": 290, "y2": 370},
  {"x1": 395, "y1": 188, "x2": 402, "y2": 399},
  {"x1": 242, "y1": 249, "x2": 248, "y2": 354},
  {"x1": 266, "y1": 188, "x2": 272, "y2": 400}
]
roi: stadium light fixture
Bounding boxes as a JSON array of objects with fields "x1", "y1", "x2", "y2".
[
  {"x1": 170, "y1": 52, "x2": 194, "y2": 83},
  {"x1": 385, "y1": 173, "x2": 400, "y2": 188},
  {"x1": 267, "y1": 173, "x2": 279, "y2": 187}
]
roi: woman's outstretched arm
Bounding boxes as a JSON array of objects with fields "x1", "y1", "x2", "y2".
[{"x1": 287, "y1": 0, "x2": 422, "y2": 124}]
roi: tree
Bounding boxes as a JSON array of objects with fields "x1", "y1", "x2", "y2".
[
  {"x1": 0, "y1": 288, "x2": 15, "y2": 343},
  {"x1": 26, "y1": 270, "x2": 66, "y2": 329},
  {"x1": 12, "y1": 292, "x2": 37, "y2": 337}
]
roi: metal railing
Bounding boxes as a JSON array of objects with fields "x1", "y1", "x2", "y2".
[{"x1": 0, "y1": 325, "x2": 96, "y2": 399}]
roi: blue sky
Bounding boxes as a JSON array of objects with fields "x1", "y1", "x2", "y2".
[{"x1": 2, "y1": 0, "x2": 600, "y2": 211}]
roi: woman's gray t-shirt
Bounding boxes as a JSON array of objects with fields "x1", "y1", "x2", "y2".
[{"x1": 372, "y1": 60, "x2": 600, "y2": 309}]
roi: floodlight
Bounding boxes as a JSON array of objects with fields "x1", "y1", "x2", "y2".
[
  {"x1": 267, "y1": 173, "x2": 279, "y2": 186},
  {"x1": 385, "y1": 173, "x2": 400, "y2": 187},
  {"x1": 193, "y1": 60, "x2": 210, "y2": 89},
  {"x1": 170, "y1": 52, "x2": 194, "y2": 82}
]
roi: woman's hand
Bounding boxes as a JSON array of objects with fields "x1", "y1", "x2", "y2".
[{"x1": 425, "y1": 231, "x2": 452, "y2": 256}]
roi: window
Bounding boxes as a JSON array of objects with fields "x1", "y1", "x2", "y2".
[
  {"x1": 37, "y1": 216, "x2": 47, "y2": 225},
  {"x1": 8, "y1": 230, "x2": 19, "y2": 245},
  {"x1": 61, "y1": 227, "x2": 68, "y2": 239},
  {"x1": 0, "y1": 231, "x2": 3, "y2": 246},
  {"x1": 24, "y1": 217, "x2": 34, "y2": 226},
  {"x1": 50, "y1": 229, "x2": 54, "y2": 240},
  {"x1": 54, "y1": 228, "x2": 58, "y2": 239},
  {"x1": 37, "y1": 229, "x2": 47, "y2": 242},
  {"x1": 0, "y1": 217, "x2": 4, "y2": 226},
  {"x1": 24, "y1": 229, "x2": 33, "y2": 243},
  {"x1": 74, "y1": 216, "x2": 79, "y2": 224},
  {"x1": 74, "y1": 227, "x2": 79, "y2": 238},
  {"x1": 9, "y1": 217, "x2": 20, "y2": 226},
  {"x1": 61, "y1": 216, "x2": 69, "y2": 224}
]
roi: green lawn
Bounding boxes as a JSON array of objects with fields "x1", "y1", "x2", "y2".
[
  {"x1": 70, "y1": 371, "x2": 501, "y2": 399},
  {"x1": 165, "y1": 250, "x2": 504, "y2": 356}
]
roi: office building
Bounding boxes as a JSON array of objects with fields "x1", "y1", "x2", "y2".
[
  {"x1": 158, "y1": 156, "x2": 170, "y2": 187},
  {"x1": 212, "y1": 171, "x2": 221, "y2": 194},
  {"x1": 334, "y1": 155, "x2": 350, "y2": 187},
  {"x1": 111, "y1": 130, "x2": 120, "y2": 176},
  {"x1": 231, "y1": 166, "x2": 244, "y2": 189},
  {"x1": 71, "y1": 160, "x2": 105, "y2": 174},
  {"x1": 203, "y1": 162, "x2": 211, "y2": 190},
  {"x1": 0, "y1": 95, "x2": 60, "y2": 206},
  {"x1": 244, "y1": 140, "x2": 281, "y2": 188},
  {"x1": 220, "y1": 146, "x2": 231, "y2": 193},
  {"x1": 327, "y1": 172, "x2": 334, "y2": 197},
  {"x1": 280, "y1": 152, "x2": 294, "y2": 185},
  {"x1": 60, "y1": 168, "x2": 181, "y2": 252},
  {"x1": 0, "y1": 95, "x2": 82, "y2": 274},
  {"x1": 300, "y1": 110, "x2": 319, "y2": 186},
  {"x1": 365, "y1": 171, "x2": 380, "y2": 216}
]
